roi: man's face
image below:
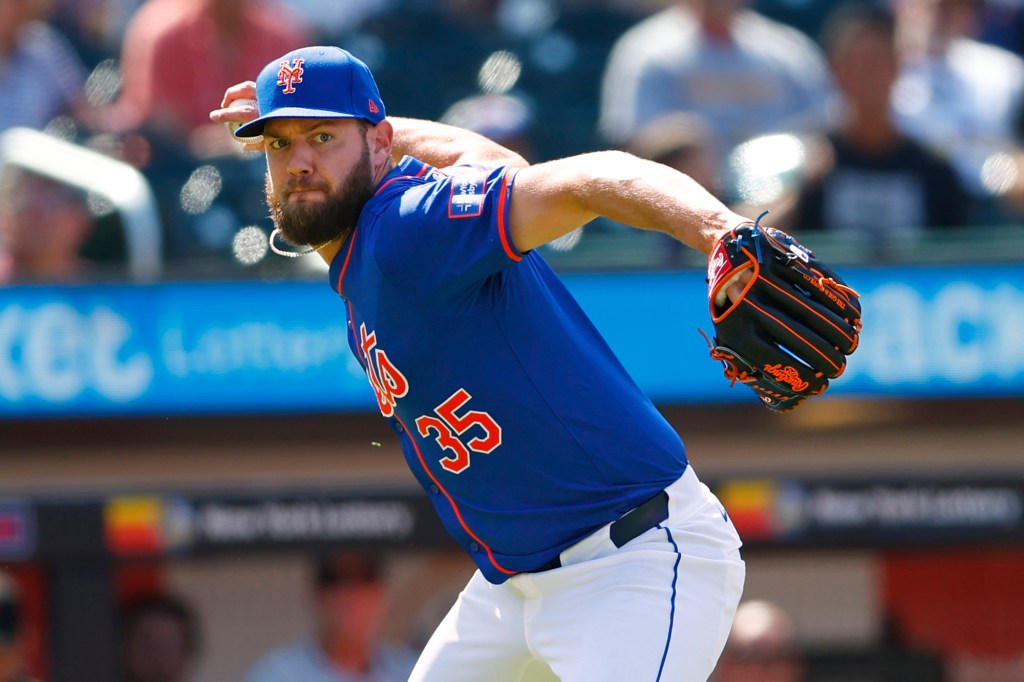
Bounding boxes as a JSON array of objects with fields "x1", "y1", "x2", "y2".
[
  {"x1": 263, "y1": 118, "x2": 377, "y2": 247},
  {"x1": 689, "y1": 0, "x2": 748, "y2": 21},
  {"x1": 315, "y1": 555, "x2": 386, "y2": 642},
  {"x1": 121, "y1": 613, "x2": 192, "y2": 682},
  {"x1": 0, "y1": 176, "x2": 92, "y2": 265},
  {"x1": 832, "y1": 26, "x2": 898, "y2": 114}
]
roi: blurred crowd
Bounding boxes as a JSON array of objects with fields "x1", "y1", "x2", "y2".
[
  {"x1": 3, "y1": 0, "x2": 1024, "y2": 282},
  {"x1": 0, "y1": 552, "x2": 427, "y2": 682},
  {"x1": 0, "y1": 561, "x2": 958, "y2": 682}
]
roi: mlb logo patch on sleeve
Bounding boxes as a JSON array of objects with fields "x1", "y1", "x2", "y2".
[{"x1": 448, "y1": 172, "x2": 487, "y2": 218}]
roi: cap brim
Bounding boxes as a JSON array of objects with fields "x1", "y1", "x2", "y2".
[{"x1": 234, "y1": 107, "x2": 369, "y2": 138}]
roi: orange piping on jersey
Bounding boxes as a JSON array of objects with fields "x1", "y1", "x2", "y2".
[
  {"x1": 335, "y1": 227, "x2": 359, "y2": 298},
  {"x1": 374, "y1": 164, "x2": 429, "y2": 197},
  {"x1": 375, "y1": 176, "x2": 406, "y2": 195},
  {"x1": 339, "y1": 166, "x2": 435, "y2": 297},
  {"x1": 496, "y1": 171, "x2": 522, "y2": 262},
  {"x1": 395, "y1": 412, "x2": 517, "y2": 577},
  {"x1": 341, "y1": 163, "x2": 515, "y2": 577}
]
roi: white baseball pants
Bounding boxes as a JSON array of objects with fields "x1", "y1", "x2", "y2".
[{"x1": 409, "y1": 466, "x2": 746, "y2": 682}]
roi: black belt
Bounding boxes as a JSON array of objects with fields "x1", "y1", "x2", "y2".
[{"x1": 533, "y1": 491, "x2": 670, "y2": 572}]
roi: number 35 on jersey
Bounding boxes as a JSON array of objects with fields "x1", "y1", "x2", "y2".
[{"x1": 359, "y1": 324, "x2": 502, "y2": 474}]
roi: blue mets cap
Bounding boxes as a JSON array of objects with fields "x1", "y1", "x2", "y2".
[{"x1": 234, "y1": 46, "x2": 386, "y2": 139}]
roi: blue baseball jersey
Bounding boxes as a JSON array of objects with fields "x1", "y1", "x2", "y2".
[{"x1": 328, "y1": 156, "x2": 688, "y2": 584}]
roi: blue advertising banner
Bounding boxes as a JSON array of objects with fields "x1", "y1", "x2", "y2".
[
  {"x1": 571, "y1": 263, "x2": 1024, "y2": 402},
  {"x1": 0, "y1": 281, "x2": 367, "y2": 417},
  {"x1": 0, "y1": 262, "x2": 1021, "y2": 418}
]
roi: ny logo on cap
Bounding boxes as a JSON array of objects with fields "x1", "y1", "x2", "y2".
[{"x1": 277, "y1": 58, "x2": 305, "y2": 94}]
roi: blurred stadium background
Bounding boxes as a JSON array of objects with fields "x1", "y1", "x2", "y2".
[{"x1": 1, "y1": 0, "x2": 1023, "y2": 680}]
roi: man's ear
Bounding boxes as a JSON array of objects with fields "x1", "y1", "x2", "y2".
[{"x1": 369, "y1": 119, "x2": 394, "y2": 165}]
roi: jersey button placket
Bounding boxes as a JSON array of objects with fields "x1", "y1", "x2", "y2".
[
  {"x1": 469, "y1": 542, "x2": 480, "y2": 553},
  {"x1": 429, "y1": 484, "x2": 440, "y2": 495}
]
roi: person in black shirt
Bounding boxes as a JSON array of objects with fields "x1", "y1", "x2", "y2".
[{"x1": 787, "y1": 2, "x2": 969, "y2": 239}]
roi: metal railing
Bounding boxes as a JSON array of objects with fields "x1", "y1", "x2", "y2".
[{"x1": 0, "y1": 127, "x2": 162, "y2": 280}]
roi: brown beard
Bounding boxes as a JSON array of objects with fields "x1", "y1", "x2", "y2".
[{"x1": 265, "y1": 138, "x2": 375, "y2": 247}]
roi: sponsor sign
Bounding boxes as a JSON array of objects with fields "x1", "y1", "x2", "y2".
[
  {"x1": 0, "y1": 264, "x2": 1021, "y2": 418},
  {"x1": 715, "y1": 478, "x2": 1024, "y2": 546}
]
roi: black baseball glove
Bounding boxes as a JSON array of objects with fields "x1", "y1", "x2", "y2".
[{"x1": 702, "y1": 216, "x2": 862, "y2": 412}]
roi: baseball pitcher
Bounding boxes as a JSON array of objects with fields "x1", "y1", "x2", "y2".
[{"x1": 211, "y1": 46, "x2": 860, "y2": 682}]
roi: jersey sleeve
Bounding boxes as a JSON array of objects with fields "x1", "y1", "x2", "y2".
[{"x1": 373, "y1": 164, "x2": 523, "y2": 301}]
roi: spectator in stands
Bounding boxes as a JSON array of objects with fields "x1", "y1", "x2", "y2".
[
  {"x1": 278, "y1": 0, "x2": 394, "y2": 42},
  {"x1": 108, "y1": 0, "x2": 311, "y2": 155},
  {"x1": 0, "y1": 0, "x2": 93, "y2": 134},
  {"x1": 624, "y1": 111, "x2": 724, "y2": 265},
  {"x1": 891, "y1": 0, "x2": 1024, "y2": 200},
  {"x1": 119, "y1": 594, "x2": 201, "y2": 682},
  {"x1": 0, "y1": 573, "x2": 40, "y2": 682},
  {"x1": 47, "y1": 0, "x2": 127, "y2": 68},
  {"x1": 599, "y1": 0, "x2": 835, "y2": 168},
  {"x1": 244, "y1": 552, "x2": 419, "y2": 682},
  {"x1": 98, "y1": 0, "x2": 312, "y2": 263},
  {"x1": 783, "y1": 2, "x2": 968, "y2": 237},
  {"x1": 0, "y1": 171, "x2": 97, "y2": 284},
  {"x1": 440, "y1": 92, "x2": 537, "y2": 161},
  {"x1": 627, "y1": 111, "x2": 721, "y2": 199},
  {"x1": 712, "y1": 599, "x2": 805, "y2": 682}
]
